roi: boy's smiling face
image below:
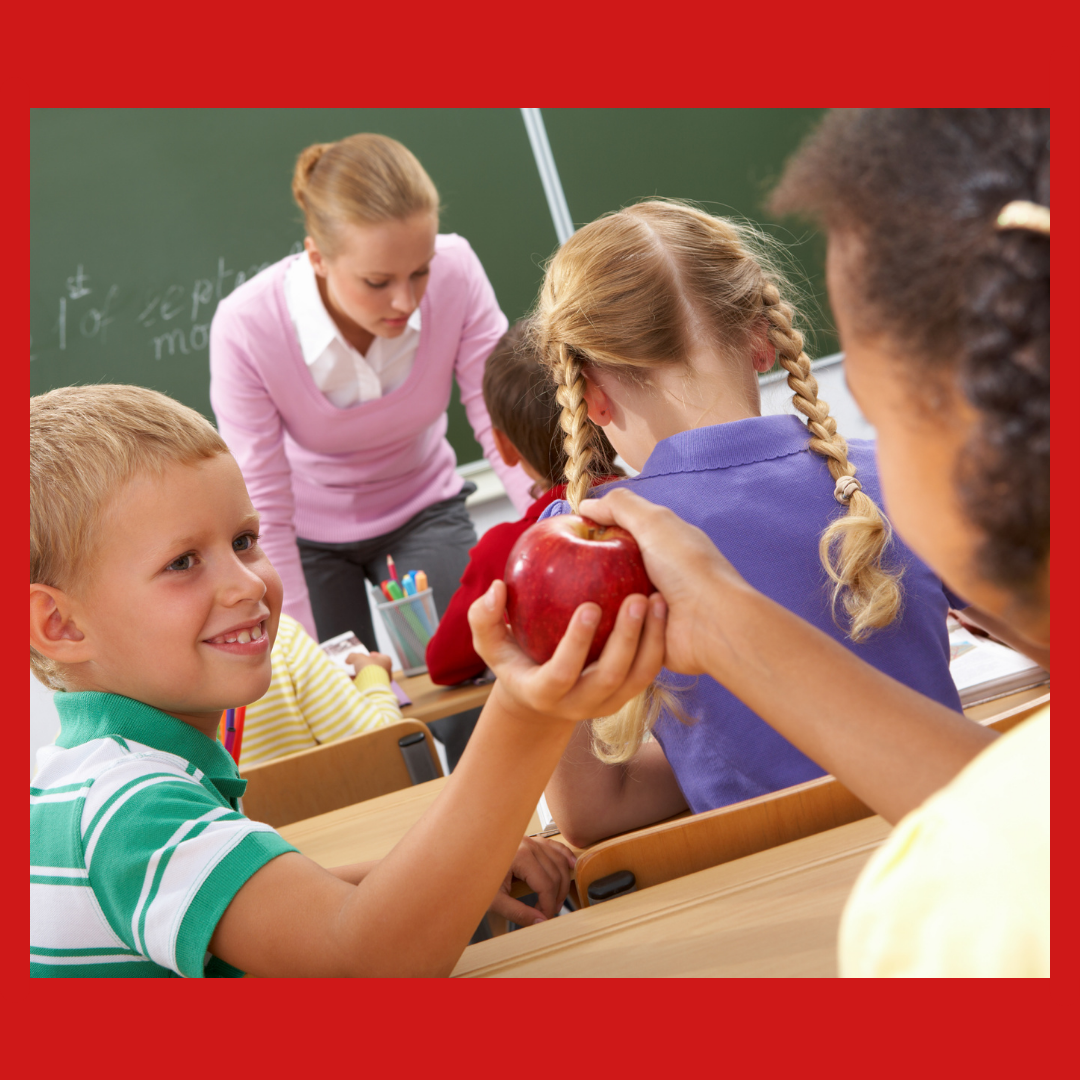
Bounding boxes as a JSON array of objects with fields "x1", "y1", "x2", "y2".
[{"x1": 67, "y1": 453, "x2": 282, "y2": 736}]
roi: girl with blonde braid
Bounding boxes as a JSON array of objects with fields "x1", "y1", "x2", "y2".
[{"x1": 534, "y1": 200, "x2": 965, "y2": 846}]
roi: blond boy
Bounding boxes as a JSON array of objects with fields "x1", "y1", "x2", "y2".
[{"x1": 30, "y1": 385, "x2": 663, "y2": 977}]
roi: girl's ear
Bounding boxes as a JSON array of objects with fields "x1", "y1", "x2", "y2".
[
  {"x1": 751, "y1": 343, "x2": 776, "y2": 373},
  {"x1": 581, "y1": 379, "x2": 614, "y2": 426},
  {"x1": 30, "y1": 585, "x2": 92, "y2": 666},
  {"x1": 751, "y1": 323, "x2": 776, "y2": 373}
]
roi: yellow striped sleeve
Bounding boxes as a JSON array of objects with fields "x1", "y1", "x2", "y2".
[
  {"x1": 238, "y1": 615, "x2": 320, "y2": 769},
  {"x1": 285, "y1": 623, "x2": 402, "y2": 746},
  {"x1": 237, "y1": 615, "x2": 404, "y2": 769},
  {"x1": 354, "y1": 665, "x2": 391, "y2": 691}
]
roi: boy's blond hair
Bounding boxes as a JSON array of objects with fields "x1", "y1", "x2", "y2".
[{"x1": 30, "y1": 384, "x2": 228, "y2": 690}]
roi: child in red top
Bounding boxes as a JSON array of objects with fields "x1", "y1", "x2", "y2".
[{"x1": 426, "y1": 320, "x2": 620, "y2": 684}]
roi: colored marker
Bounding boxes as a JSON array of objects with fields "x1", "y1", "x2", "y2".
[
  {"x1": 387, "y1": 580, "x2": 405, "y2": 601},
  {"x1": 415, "y1": 570, "x2": 428, "y2": 592},
  {"x1": 380, "y1": 580, "x2": 394, "y2": 602},
  {"x1": 389, "y1": 581, "x2": 430, "y2": 642},
  {"x1": 402, "y1": 574, "x2": 433, "y2": 634}
]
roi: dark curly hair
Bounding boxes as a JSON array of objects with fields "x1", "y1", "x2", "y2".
[{"x1": 768, "y1": 109, "x2": 1049, "y2": 600}]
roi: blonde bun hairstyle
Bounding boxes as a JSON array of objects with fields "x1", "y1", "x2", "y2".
[
  {"x1": 533, "y1": 199, "x2": 903, "y2": 764},
  {"x1": 291, "y1": 133, "x2": 440, "y2": 256}
]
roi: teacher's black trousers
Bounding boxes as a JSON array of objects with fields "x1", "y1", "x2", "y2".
[{"x1": 297, "y1": 481, "x2": 480, "y2": 769}]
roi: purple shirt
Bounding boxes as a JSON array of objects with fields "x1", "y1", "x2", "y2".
[{"x1": 542, "y1": 414, "x2": 963, "y2": 814}]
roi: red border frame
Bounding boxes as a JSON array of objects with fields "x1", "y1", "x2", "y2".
[{"x1": 15, "y1": 0, "x2": 1066, "y2": 1070}]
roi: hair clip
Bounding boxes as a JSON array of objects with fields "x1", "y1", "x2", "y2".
[
  {"x1": 834, "y1": 475, "x2": 862, "y2": 504},
  {"x1": 996, "y1": 201, "x2": 1050, "y2": 235}
]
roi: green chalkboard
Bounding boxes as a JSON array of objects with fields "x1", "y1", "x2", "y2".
[
  {"x1": 30, "y1": 108, "x2": 829, "y2": 465},
  {"x1": 546, "y1": 108, "x2": 834, "y2": 358}
]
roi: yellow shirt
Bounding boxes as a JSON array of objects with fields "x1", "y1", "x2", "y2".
[
  {"x1": 839, "y1": 707, "x2": 1049, "y2": 977},
  {"x1": 239, "y1": 614, "x2": 403, "y2": 769}
]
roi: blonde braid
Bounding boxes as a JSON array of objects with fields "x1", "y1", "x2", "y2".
[
  {"x1": 761, "y1": 282, "x2": 903, "y2": 639},
  {"x1": 553, "y1": 345, "x2": 598, "y2": 513},
  {"x1": 590, "y1": 679, "x2": 688, "y2": 765},
  {"x1": 547, "y1": 344, "x2": 662, "y2": 762}
]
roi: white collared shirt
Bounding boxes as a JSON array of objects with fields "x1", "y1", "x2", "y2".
[{"x1": 283, "y1": 253, "x2": 422, "y2": 408}]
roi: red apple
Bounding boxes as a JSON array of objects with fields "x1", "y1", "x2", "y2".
[{"x1": 504, "y1": 514, "x2": 656, "y2": 667}]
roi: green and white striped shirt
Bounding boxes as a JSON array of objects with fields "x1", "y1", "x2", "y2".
[{"x1": 30, "y1": 692, "x2": 296, "y2": 977}]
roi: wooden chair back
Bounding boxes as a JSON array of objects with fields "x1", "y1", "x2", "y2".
[
  {"x1": 574, "y1": 689, "x2": 1048, "y2": 906},
  {"x1": 240, "y1": 719, "x2": 442, "y2": 829}
]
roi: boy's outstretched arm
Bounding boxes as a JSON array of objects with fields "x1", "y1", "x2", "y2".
[
  {"x1": 209, "y1": 586, "x2": 665, "y2": 977},
  {"x1": 323, "y1": 833, "x2": 573, "y2": 929}
]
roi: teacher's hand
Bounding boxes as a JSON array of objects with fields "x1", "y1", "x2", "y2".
[
  {"x1": 580, "y1": 488, "x2": 757, "y2": 678},
  {"x1": 468, "y1": 579, "x2": 665, "y2": 723}
]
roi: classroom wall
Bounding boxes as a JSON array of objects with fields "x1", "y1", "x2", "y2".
[{"x1": 30, "y1": 108, "x2": 830, "y2": 464}]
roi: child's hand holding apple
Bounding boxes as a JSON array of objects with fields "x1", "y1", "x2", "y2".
[
  {"x1": 467, "y1": 576, "x2": 665, "y2": 724},
  {"x1": 503, "y1": 515, "x2": 657, "y2": 667}
]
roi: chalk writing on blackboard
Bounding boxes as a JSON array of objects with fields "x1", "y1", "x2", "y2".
[
  {"x1": 66, "y1": 265, "x2": 92, "y2": 300},
  {"x1": 42, "y1": 241, "x2": 303, "y2": 364}
]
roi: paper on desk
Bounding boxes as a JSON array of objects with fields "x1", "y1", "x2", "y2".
[
  {"x1": 948, "y1": 627, "x2": 1041, "y2": 691},
  {"x1": 319, "y1": 630, "x2": 368, "y2": 676},
  {"x1": 320, "y1": 629, "x2": 411, "y2": 706}
]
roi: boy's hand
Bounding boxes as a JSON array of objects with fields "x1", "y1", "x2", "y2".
[
  {"x1": 489, "y1": 836, "x2": 576, "y2": 926},
  {"x1": 349, "y1": 650, "x2": 393, "y2": 675},
  {"x1": 468, "y1": 579, "x2": 666, "y2": 722}
]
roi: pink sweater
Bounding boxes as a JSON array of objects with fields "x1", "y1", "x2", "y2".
[{"x1": 209, "y1": 234, "x2": 532, "y2": 638}]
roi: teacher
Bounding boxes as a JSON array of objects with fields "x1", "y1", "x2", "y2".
[{"x1": 209, "y1": 133, "x2": 532, "y2": 651}]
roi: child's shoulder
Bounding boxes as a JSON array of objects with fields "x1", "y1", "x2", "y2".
[
  {"x1": 537, "y1": 478, "x2": 629, "y2": 523},
  {"x1": 273, "y1": 612, "x2": 305, "y2": 651},
  {"x1": 33, "y1": 725, "x2": 193, "y2": 794},
  {"x1": 31, "y1": 728, "x2": 216, "y2": 885},
  {"x1": 539, "y1": 499, "x2": 572, "y2": 521},
  {"x1": 461, "y1": 487, "x2": 569, "y2": 578},
  {"x1": 468, "y1": 515, "x2": 534, "y2": 572}
]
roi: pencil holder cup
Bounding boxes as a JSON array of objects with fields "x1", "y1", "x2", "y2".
[{"x1": 371, "y1": 587, "x2": 440, "y2": 676}]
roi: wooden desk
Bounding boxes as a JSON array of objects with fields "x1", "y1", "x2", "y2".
[
  {"x1": 277, "y1": 683, "x2": 1044, "y2": 960},
  {"x1": 964, "y1": 683, "x2": 1048, "y2": 727},
  {"x1": 452, "y1": 814, "x2": 890, "y2": 977},
  {"x1": 396, "y1": 672, "x2": 494, "y2": 725},
  {"x1": 275, "y1": 682, "x2": 1045, "y2": 872},
  {"x1": 279, "y1": 776, "x2": 449, "y2": 865},
  {"x1": 279, "y1": 775, "x2": 542, "y2": 867}
]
